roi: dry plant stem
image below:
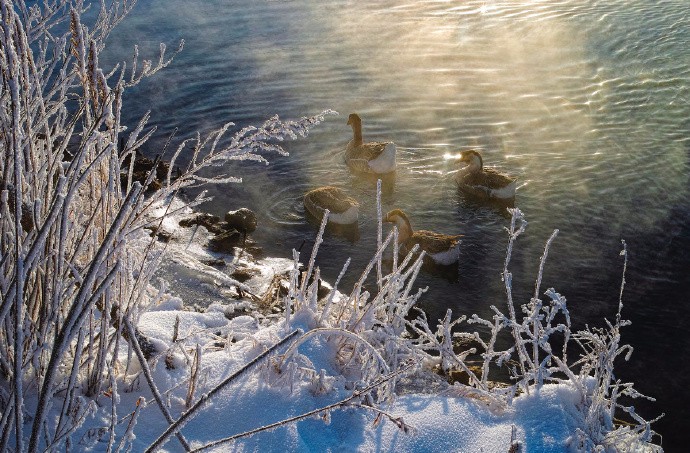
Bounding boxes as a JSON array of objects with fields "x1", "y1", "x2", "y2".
[
  {"x1": 122, "y1": 317, "x2": 191, "y2": 452},
  {"x1": 345, "y1": 230, "x2": 396, "y2": 313},
  {"x1": 617, "y1": 240, "x2": 627, "y2": 321},
  {"x1": 145, "y1": 329, "x2": 302, "y2": 453},
  {"x1": 3, "y1": 1, "x2": 27, "y2": 448},
  {"x1": 186, "y1": 344, "x2": 202, "y2": 409},
  {"x1": 300, "y1": 209, "x2": 328, "y2": 295},
  {"x1": 53, "y1": 327, "x2": 87, "y2": 444},
  {"x1": 376, "y1": 179, "x2": 382, "y2": 289},
  {"x1": 28, "y1": 171, "x2": 144, "y2": 442},
  {"x1": 318, "y1": 257, "x2": 350, "y2": 326},
  {"x1": 29, "y1": 185, "x2": 143, "y2": 451},
  {"x1": 530, "y1": 228, "x2": 559, "y2": 388},
  {"x1": 0, "y1": 401, "x2": 14, "y2": 453},
  {"x1": 114, "y1": 397, "x2": 144, "y2": 453},
  {"x1": 502, "y1": 208, "x2": 529, "y2": 382},
  {"x1": 189, "y1": 361, "x2": 416, "y2": 453}
]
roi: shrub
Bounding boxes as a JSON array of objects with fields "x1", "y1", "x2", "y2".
[{"x1": 0, "y1": 1, "x2": 330, "y2": 450}]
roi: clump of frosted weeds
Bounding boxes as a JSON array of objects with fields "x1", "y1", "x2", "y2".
[
  {"x1": 430, "y1": 208, "x2": 661, "y2": 451},
  {"x1": 0, "y1": 1, "x2": 332, "y2": 451},
  {"x1": 270, "y1": 194, "x2": 428, "y2": 406},
  {"x1": 264, "y1": 198, "x2": 661, "y2": 451}
]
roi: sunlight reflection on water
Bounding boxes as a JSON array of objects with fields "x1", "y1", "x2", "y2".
[{"x1": 104, "y1": 0, "x2": 690, "y2": 447}]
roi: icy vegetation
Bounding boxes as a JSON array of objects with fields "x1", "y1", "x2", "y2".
[
  {"x1": 0, "y1": 1, "x2": 330, "y2": 451},
  {"x1": 0, "y1": 1, "x2": 661, "y2": 452}
]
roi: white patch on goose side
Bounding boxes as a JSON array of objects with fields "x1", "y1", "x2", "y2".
[
  {"x1": 430, "y1": 241, "x2": 461, "y2": 265},
  {"x1": 491, "y1": 180, "x2": 517, "y2": 199},
  {"x1": 368, "y1": 143, "x2": 396, "y2": 173},
  {"x1": 329, "y1": 205, "x2": 359, "y2": 225}
]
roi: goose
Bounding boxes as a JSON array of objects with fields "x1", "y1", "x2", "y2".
[
  {"x1": 384, "y1": 209, "x2": 462, "y2": 265},
  {"x1": 304, "y1": 186, "x2": 359, "y2": 225},
  {"x1": 345, "y1": 113, "x2": 396, "y2": 174},
  {"x1": 454, "y1": 150, "x2": 517, "y2": 200}
]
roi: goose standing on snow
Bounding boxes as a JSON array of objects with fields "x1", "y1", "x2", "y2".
[
  {"x1": 454, "y1": 150, "x2": 517, "y2": 201},
  {"x1": 384, "y1": 209, "x2": 462, "y2": 265},
  {"x1": 345, "y1": 113, "x2": 396, "y2": 174},
  {"x1": 304, "y1": 186, "x2": 359, "y2": 225}
]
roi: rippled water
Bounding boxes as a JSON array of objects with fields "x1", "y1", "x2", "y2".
[{"x1": 105, "y1": 0, "x2": 690, "y2": 449}]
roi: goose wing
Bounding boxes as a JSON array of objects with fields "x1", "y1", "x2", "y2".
[
  {"x1": 407, "y1": 230, "x2": 462, "y2": 255},
  {"x1": 346, "y1": 142, "x2": 389, "y2": 161},
  {"x1": 305, "y1": 187, "x2": 358, "y2": 214},
  {"x1": 481, "y1": 168, "x2": 516, "y2": 188}
]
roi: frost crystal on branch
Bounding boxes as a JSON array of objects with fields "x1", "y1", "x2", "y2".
[{"x1": 0, "y1": 1, "x2": 332, "y2": 451}]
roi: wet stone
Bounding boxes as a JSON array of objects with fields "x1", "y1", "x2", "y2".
[
  {"x1": 225, "y1": 208, "x2": 257, "y2": 233},
  {"x1": 208, "y1": 229, "x2": 243, "y2": 252},
  {"x1": 179, "y1": 213, "x2": 223, "y2": 233},
  {"x1": 144, "y1": 226, "x2": 172, "y2": 242},
  {"x1": 231, "y1": 266, "x2": 260, "y2": 283},
  {"x1": 202, "y1": 258, "x2": 226, "y2": 267}
]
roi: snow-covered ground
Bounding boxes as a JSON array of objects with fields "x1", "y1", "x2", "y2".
[
  {"x1": 60, "y1": 197, "x2": 660, "y2": 452},
  {"x1": 129, "y1": 309, "x2": 609, "y2": 452}
]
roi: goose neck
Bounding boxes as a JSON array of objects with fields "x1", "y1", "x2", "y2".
[
  {"x1": 351, "y1": 122, "x2": 363, "y2": 146},
  {"x1": 394, "y1": 218, "x2": 413, "y2": 243}
]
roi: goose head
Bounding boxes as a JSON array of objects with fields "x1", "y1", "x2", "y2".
[
  {"x1": 384, "y1": 208, "x2": 413, "y2": 243},
  {"x1": 458, "y1": 150, "x2": 483, "y2": 173},
  {"x1": 346, "y1": 113, "x2": 361, "y2": 127},
  {"x1": 347, "y1": 113, "x2": 363, "y2": 145}
]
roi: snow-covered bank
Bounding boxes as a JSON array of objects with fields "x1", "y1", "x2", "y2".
[
  {"x1": 59, "y1": 196, "x2": 661, "y2": 452},
  {"x1": 130, "y1": 311, "x2": 614, "y2": 452}
]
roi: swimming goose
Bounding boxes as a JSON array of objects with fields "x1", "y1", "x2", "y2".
[
  {"x1": 345, "y1": 113, "x2": 396, "y2": 174},
  {"x1": 384, "y1": 209, "x2": 462, "y2": 265},
  {"x1": 304, "y1": 186, "x2": 359, "y2": 225},
  {"x1": 454, "y1": 150, "x2": 517, "y2": 200}
]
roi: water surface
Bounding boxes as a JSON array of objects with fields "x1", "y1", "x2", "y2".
[{"x1": 105, "y1": 1, "x2": 690, "y2": 449}]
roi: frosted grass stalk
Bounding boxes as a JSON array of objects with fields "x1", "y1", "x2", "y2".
[
  {"x1": 123, "y1": 318, "x2": 191, "y2": 451},
  {"x1": 502, "y1": 208, "x2": 529, "y2": 380},
  {"x1": 529, "y1": 229, "x2": 558, "y2": 389},
  {"x1": 300, "y1": 209, "x2": 328, "y2": 296},
  {"x1": 376, "y1": 179, "x2": 382, "y2": 288},
  {"x1": 318, "y1": 257, "x2": 350, "y2": 326}
]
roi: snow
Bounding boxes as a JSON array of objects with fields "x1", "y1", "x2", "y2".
[
  {"x1": 104, "y1": 306, "x2": 598, "y2": 452},
  {"x1": 43, "y1": 198, "x2": 659, "y2": 452}
]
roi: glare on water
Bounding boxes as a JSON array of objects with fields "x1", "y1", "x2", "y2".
[{"x1": 105, "y1": 0, "x2": 690, "y2": 448}]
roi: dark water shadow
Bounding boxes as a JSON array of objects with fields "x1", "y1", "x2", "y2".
[
  {"x1": 304, "y1": 208, "x2": 361, "y2": 243},
  {"x1": 346, "y1": 169, "x2": 397, "y2": 196},
  {"x1": 457, "y1": 188, "x2": 515, "y2": 218},
  {"x1": 382, "y1": 255, "x2": 460, "y2": 283}
]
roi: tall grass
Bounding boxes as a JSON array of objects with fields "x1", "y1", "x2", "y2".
[{"x1": 0, "y1": 1, "x2": 330, "y2": 450}]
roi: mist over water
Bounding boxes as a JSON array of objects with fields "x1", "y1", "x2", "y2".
[{"x1": 105, "y1": 1, "x2": 690, "y2": 449}]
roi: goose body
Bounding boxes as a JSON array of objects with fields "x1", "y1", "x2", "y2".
[
  {"x1": 455, "y1": 150, "x2": 517, "y2": 200},
  {"x1": 384, "y1": 209, "x2": 461, "y2": 265},
  {"x1": 345, "y1": 113, "x2": 396, "y2": 174},
  {"x1": 304, "y1": 186, "x2": 359, "y2": 225}
]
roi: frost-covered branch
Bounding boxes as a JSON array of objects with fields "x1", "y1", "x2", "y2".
[{"x1": 0, "y1": 1, "x2": 333, "y2": 451}]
